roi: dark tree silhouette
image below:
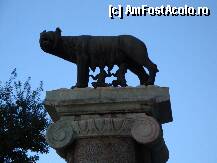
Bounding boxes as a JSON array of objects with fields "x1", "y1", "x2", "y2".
[{"x1": 0, "y1": 69, "x2": 50, "y2": 162}]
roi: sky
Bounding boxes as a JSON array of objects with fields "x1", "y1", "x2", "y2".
[{"x1": 0, "y1": 0, "x2": 217, "y2": 163}]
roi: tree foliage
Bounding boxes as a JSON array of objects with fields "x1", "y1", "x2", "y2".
[{"x1": 0, "y1": 69, "x2": 50, "y2": 162}]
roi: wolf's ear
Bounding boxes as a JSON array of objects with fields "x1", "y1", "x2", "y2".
[
  {"x1": 40, "y1": 30, "x2": 46, "y2": 35},
  {"x1": 55, "y1": 27, "x2": 62, "y2": 36}
]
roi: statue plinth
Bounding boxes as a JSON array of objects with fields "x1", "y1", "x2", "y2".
[{"x1": 44, "y1": 86, "x2": 173, "y2": 163}]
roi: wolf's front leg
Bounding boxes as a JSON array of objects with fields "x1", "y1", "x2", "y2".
[{"x1": 76, "y1": 55, "x2": 89, "y2": 88}]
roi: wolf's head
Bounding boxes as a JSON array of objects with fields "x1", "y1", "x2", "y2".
[{"x1": 39, "y1": 27, "x2": 62, "y2": 53}]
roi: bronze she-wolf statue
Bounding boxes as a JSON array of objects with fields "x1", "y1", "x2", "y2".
[{"x1": 39, "y1": 27, "x2": 159, "y2": 88}]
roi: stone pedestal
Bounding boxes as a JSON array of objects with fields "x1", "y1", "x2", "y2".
[{"x1": 44, "y1": 86, "x2": 173, "y2": 163}]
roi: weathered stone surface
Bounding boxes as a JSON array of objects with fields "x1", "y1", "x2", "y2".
[
  {"x1": 46, "y1": 120, "x2": 75, "y2": 149},
  {"x1": 46, "y1": 115, "x2": 161, "y2": 149},
  {"x1": 69, "y1": 137, "x2": 136, "y2": 163},
  {"x1": 131, "y1": 116, "x2": 160, "y2": 144},
  {"x1": 44, "y1": 86, "x2": 172, "y2": 163},
  {"x1": 44, "y1": 85, "x2": 172, "y2": 124}
]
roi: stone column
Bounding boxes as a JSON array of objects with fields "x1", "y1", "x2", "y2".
[{"x1": 44, "y1": 86, "x2": 173, "y2": 163}]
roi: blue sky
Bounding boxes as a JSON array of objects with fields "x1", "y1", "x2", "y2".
[{"x1": 0, "y1": 0, "x2": 217, "y2": 162}]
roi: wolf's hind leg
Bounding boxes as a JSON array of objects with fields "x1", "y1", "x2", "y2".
[{"x1": 128, "y1": 63, "x2": 149, "y2": 85}]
